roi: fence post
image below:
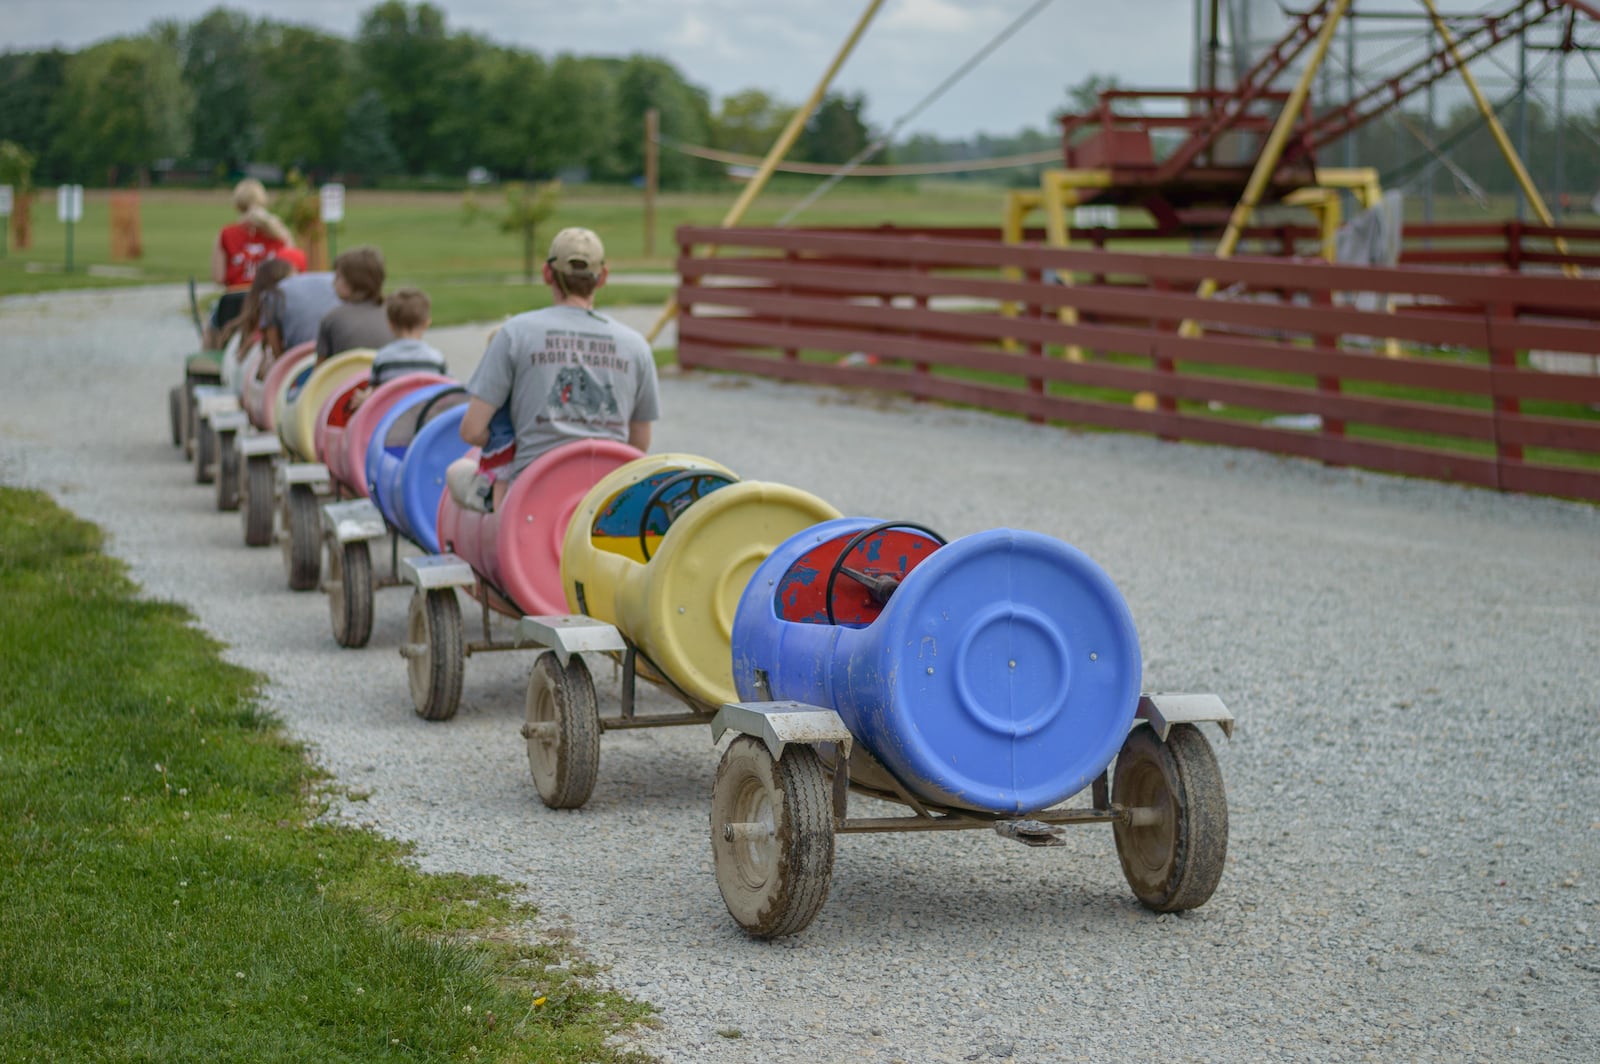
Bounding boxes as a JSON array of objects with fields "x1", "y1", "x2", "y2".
[
  {"x1": 1506, "y1": 221, "x2": 1523, "y2": 272},
  {"x1": 677, "y1": 231, "x2": 694, "y2": 368},
  {"x1": 1312, "y1": 287, "x2": 1344, "y2": 466},
  {"x1": 1486, "y1": 301, "x2": 1523, "y2": 484},
  {"x1": 912, "y1": 257, "x2": 930, "y2": 398},
  {"x1": 1027, "y1": 265, "x2": 1045, "y2": 423},
  {"x1": 783, "y1": 248, "x2": 798, "y2": 362},
  {"x1": 1151, "y1": 277, "x2": 1178, "y2": 442}
]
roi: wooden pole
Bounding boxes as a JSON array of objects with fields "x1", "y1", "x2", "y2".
[
  {"x1": 646, "y1": 0, "x2": 887, "y2": 344},
  {"x1": 645, "y1": 108, "x2": 659, "y2": 260}
]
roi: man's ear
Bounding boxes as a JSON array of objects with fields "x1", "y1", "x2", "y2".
[{"x1": 597, "y1": 265, "x2": 609, "y2": 288}]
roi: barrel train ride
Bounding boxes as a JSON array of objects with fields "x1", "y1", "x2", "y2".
[{"x1": 164, "y1": 338, "x2": 1235, "y2": 940}]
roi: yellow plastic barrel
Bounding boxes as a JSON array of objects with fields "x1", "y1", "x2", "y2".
[
  {"x1": 561, "y1": 454, "x2": 839, "y2": 709},
  {"x1": 276, "y1": 349, "x2": 374, "y2": 462}
]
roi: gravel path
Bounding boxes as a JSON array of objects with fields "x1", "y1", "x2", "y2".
[{"x1": 3, "y1": 285, "x2": 1598, "y2": 1064}]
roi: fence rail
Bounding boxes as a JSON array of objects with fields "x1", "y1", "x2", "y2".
[{"x1": 674, "y1": 226, "x2": 1600, "y2": 503}]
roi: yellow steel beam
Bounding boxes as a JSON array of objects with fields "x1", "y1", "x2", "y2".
[
  {"x1": 1184, "y1": 0, "x2": 1352, "y2": 337},
  {"x1": 1419, "y1": 0, "x2": 1576, "y2": 277}
]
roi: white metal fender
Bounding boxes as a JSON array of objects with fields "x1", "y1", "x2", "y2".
[
  {"x1": 400, "y1": 553, "x2": 476, "y2": 591},
  {"x1": 711, "y1": 700, "x2": 855, "y2": 763},
  {"x1": 320, "y1": 499, "x2": 387, "y2": 545},
  {"x1": 237, "y1": 432, "x2": 281, "y2": 458},
  {"x1": 1135, "y1": 692, "x2": 1235, "y2": 741},
  {"x1": 517, "y1": 614, "x2": 626, "y2": 667}
]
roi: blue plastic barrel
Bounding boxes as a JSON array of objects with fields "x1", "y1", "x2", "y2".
[
  {"x1": 363, "y1": 383, "x2": 471, "y2": 552},
  {"x1": 731, "y1": 517, "x2": 1142, "y2": 814}
]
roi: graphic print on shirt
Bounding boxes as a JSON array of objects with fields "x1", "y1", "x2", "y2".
[
  {"x1": 547, "y1": 365, "x2": 619, "y2": 418},
  {"x1": 536, "y1": 328, "x2": 628, "y2": 424}
]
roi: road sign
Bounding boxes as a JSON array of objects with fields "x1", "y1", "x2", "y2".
[
  {"x1": 320, "y1": 183, "x2": 345, "y2": 224},
  {"x1": 56, "y1": 184, "x2": 83, "y2": 223},
  {"x1": 0, "y1": 185, "x2": 12, "y2": 217}
]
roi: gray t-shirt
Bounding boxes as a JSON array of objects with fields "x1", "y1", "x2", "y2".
[
  {"x1": 261, "y1": 272, "x2": 339, "y2": 350},
  {"x1": 371, "y1": 337, "x2": 449, "y2": 386},
  {"x1": 465, "y1": 304, "x2": 660, "y2": 479},
  {"x1": 316, "y1": 299, "x2": 393, "y2": 361}
]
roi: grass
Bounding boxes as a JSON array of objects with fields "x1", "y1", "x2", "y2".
[
  {"x1": 0, "y1": 182, "x2": 1015, "y2": 326},
  {"x1": 0, "y1": 488, "x2": 654, "y2": 1063}
]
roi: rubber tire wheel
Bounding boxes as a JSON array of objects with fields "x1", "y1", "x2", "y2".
[
  {"x1": 328, "y1": 538, "x2": 374, "y2": 649},
  {"x1": 194, "y1": 420, "x2": 216, "y2": 484},
  {"x1": 241, "y1": 456, "x2": 275, "y2": 547},
  {"x1": 281, "y1": 484, "x2": 321, "y2": 591},
  {"x1": 168, "y1": 386, "x2": 184, "y2": 448},
  {"x1": 407, "y1": 588, "x2": 463, "y2": 721},
  {"x1": 182, "y1": 383, "x2": 197, "y2": 460},
  {"x1": 1112, "y1": 723, "x2": 1229, "y2": 913},
  {"x1": 525, "y1": 653, "x2": 602, "y2": 809},
  {"x1": 215, "y1": 433, "x2": 239, "y2": 511},
  {"x1": 711, "y1": 736, "x2": 835, "y2": 938}
]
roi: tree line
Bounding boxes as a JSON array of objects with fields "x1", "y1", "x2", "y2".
[
  {"x1": 7, "y1": 0, "x2": 1595, "y2": 206},
  {"x1": 0, "y1": 1, "x2": 905, "y2": 189}
]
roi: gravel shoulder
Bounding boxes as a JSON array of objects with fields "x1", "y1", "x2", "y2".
[{"x1": 3, "y1": 284, "x2": 1598, "y2": 1064}]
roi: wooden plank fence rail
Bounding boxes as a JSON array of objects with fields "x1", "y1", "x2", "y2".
[{"x1": 674, "y1": 226, "x2": 1600, "y2": 503}]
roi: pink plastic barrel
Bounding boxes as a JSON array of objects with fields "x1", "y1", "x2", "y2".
[
  {"x1": 436, "y1": 439, "x2": 642, "y2": 616},
  {"x1": 330, "y1": 373, "x2": 452, "y2": 499},
  {"x1": 313, "y1": 376, "x2": 371, "y2": 490},
  {"x1": 242, "y1": 341, "x2": 315, "y2": 432}
]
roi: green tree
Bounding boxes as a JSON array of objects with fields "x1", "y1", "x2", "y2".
[
  {"x1": 612, "y1": 54, "x2": 714, "y2": 188},
  {"x1": 0, "y1": 140, "x2": 36, "y2": 192},
  {"x1": 712, "y1": 89, "x2": 795, "y2": 157},
  {"x1": 355, "y1": 1, "x2": 451, "y2": 174},
  {"x1": 53, "y1": 36, "x2": 192, "y2": 183},
  {"x1": 424, "y1": 32, "x2": 510, "y2": 177},
  {"x1": 257, "y1": 25, "x2": 353, "y2": 174},
  {"x1": 341, "y1": 89, "x2": 403, "y2": 177},
  {"x1": 798, "y1": 91, "x2": 870, "y2": 164},
  {"x1": 0, "y1": 50, "x2": 70, "y2": 181},
  {"x1": 1060, "y1": 73, "x2": 1122, "y2": 117},
  {"x1": 464, "y1": 47, "x2": 549, "y2": 178},
  {"x1": 464, "y1": 179, "x2": 561, "y2": 282},
  {"x1": 537, "y1": 55, "x2": 618, "y2": 179},
  {"x1": 180, "y1": 8, "x2": 266, "y2": 173}
]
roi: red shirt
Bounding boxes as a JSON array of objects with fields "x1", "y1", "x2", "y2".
[{"x1": 218, "y1": 222, "x2": 288, "y2": 289}]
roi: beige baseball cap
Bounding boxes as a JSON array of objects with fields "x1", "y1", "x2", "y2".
[{"x1": 547, "y1": 227, "x2": 605, "y2": 274}]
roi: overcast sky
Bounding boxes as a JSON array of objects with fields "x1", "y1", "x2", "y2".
[{"x1": 0, "y1": 0, "x2": 1200, "y2": 139}]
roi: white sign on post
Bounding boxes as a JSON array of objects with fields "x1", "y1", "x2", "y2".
[
  {"x1": 1072, "y1": 204, "x2": 1119, "y2": 229},
  {"x1": 56, "y1": 184, "x2": 83, "y2": 223},
  {"x1": 0, "y1": 185, "x2": 12, "y2": 217},
  {"x1": 320, "y1": 183, "x2": 345, "y2": 224}
]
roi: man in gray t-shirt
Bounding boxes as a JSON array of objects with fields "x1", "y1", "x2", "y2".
[{"x1": 451, "y1": 227, "x2": 659, "y2": 511}]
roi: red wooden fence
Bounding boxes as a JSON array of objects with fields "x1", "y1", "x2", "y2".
[{"x1": 674, "y1": 226, "x2": 1600, "y2": 503}]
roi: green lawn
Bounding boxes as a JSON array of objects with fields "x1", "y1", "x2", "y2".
[
  {"x1": 0, "y1": 488, "x2": 653, "y2": 1063},
  {"x1": 0, "y1": 182, "x2": 1016, "y2": 326}
]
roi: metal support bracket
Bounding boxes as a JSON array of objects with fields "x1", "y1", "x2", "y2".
[
  {"x1": 192, "y1": 385, "x2": 239, "y2": 419},
  {"x1": 1135, "y1": 692, "x2": 1235, "y2": 741},
  {"x1": 516, "y1": 614, "x2": 626, "y2": 667},
  {"x1": 711, "y1": 700, "x2": 855, "y2": 763},
  {"x1": 278, "y1": 461, "x2": 329, "y2": 491},
  {"x1": 400, "y1": 553, "x2": 476, "y2": 591},
  {"x1": 237, "y1": 432, "x2": 281, "y2": 458},
  {"x1": 321, "y1": 498, "x2": 387, "y2": 544},
  {"x1": 211, "y1": 409, "x2": 248, "y2": 434}
]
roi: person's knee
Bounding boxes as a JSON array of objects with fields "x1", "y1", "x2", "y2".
[{"x1": 445, "y1": 457, "x2": 478, "y2": 508}]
